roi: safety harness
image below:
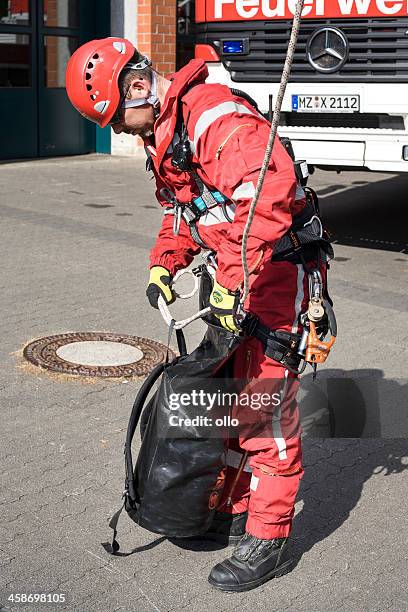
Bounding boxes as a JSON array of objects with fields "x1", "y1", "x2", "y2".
[
  {"x1": 151, "y1": 87, "x2": 337, "y2": 376},
  {"x1": 159, "y1": 179, "x2": 231, "y2": 251}
]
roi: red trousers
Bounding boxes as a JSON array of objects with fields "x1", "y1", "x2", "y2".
[{"x1": 218, "y1": 260, "x2": 311, "y2": 539}]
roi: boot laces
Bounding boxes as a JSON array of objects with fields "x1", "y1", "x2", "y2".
[
  {"x1": 251, "y1": 538, "x2": 281, "y2": 560},
  {"x1": 235, "y1": 534, "x2": 264, "y2": 561},
  {"x1": 235, "y1": 534, "x2": 285, "y2": 562}
]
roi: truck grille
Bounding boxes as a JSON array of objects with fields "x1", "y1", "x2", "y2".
[{"x1": 196, "y1": 18, "x2": 408, "y2": 83}]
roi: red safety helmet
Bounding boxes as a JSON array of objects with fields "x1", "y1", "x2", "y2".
[{"x1": 66, "y1": 37, "x2": 139, "y2": 128}]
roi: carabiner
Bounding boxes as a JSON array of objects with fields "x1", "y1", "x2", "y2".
[
  {"x1": 308, "y1": 269, "x2": 323, "y2": 300},
  {"x1": 308, "y1": 269, "x2": 325, "y2": 322},
  {"x1": 173, "y1": 203, "x2": 182, "y2": 236}
]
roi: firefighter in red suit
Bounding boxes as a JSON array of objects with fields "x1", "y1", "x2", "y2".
[{"x1": 66, "y1": 38, "x2": 313, "y2": 592}]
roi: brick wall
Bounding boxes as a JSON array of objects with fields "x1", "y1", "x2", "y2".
[
  {"x1": 44, "y1": 0, "x2": 58, "y2": 86},
  {"x1": 137, "y1": 0, "x2": 176, "y2": 76}
]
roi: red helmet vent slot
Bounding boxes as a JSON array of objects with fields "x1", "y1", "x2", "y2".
[{"x1": 65, "y1": 37, "x2": 136, "y2": 127}]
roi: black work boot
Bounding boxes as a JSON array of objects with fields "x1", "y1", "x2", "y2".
[
  {"x1": 208, "y1": 532, "x2": 293, "y2": 592},
  {"x1": 202, "y1": 511, "x2": 247, "y2": 546}
]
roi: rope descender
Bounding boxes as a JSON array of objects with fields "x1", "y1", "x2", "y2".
[{"x1": 297, "y1": 270, "x2": 337, "y2": 375}]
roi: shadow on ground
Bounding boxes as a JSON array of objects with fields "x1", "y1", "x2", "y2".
[
  {"x1": 110, "y1": 369, "x2": 407, "y2": 562},
  {"x1": 299, "y1": 368, "x2": 408, "y2": 439},
  {"x1": 293, "y1": 438, "x2": 408, "y2": 560},
  {"x1": 315, "y1": 174, "x2": 408, "y2": 253},
  {"x1": 294, "y1": 368, "x2": 408, "y2": 558}
]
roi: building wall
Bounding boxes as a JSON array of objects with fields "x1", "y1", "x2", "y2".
[
  {"x1": 110, "y1": 0, "x2": 139, "y2": 156},
  {"x1": 138, "y1": 0, "x2": 176, "y2": 77},
  {"x1": 110, "y1": 0, "x2": 177, "y2": 157}
]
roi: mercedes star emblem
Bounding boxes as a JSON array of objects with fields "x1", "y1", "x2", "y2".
[{"x1": 306, "y1": 27, "x2": 349, "y2": 73}]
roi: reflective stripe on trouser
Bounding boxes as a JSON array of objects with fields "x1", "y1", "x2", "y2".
[{"x1": 218, "y1": 260, "x2": 310, "y2": 539}]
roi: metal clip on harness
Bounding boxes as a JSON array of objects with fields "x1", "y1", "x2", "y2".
[{"x1": 297, "y1": 270, "x2": 337, "y2": 376}]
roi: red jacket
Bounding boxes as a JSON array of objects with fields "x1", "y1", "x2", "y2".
[{"x1": 148, "y1": 60, "x2": 304, "y2": 292}]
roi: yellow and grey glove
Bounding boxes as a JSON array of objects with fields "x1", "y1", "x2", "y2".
[
  {"x1": 209, "y1": 281, "x2": 241, "y2": 332},
  {"x1": 146, "y1": 266, "x2": 175, "y2": 309}
]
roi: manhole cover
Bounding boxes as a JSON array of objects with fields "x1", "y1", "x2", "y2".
[
  {"x1": 23, "y1": 332, "x2": 174, "y2": 378},
  {"x1": 56, "y1": 341, "x2": 144, "y2": 367}
]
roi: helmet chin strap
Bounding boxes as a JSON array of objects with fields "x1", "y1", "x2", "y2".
[{"x1": 122, "y1": 63, "x2": 160, "y2": 117}]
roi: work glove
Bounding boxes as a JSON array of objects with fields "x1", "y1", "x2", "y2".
[
  {"x1": 146, "y1": 266, "x2": 175, "y2": 309},
  {"x1": 209, "y1": 281, "x2": 241, "y2": 332}
]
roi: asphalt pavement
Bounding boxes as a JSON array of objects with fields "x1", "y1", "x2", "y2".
[{"x1": 0, "y1": 155, "x2": 407, "y2": 612}]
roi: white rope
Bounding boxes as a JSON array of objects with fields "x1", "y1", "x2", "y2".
[
  {"x1": 240, "y1": 0, "x2": 305, "y2": 306},
  {"x1": 157, "y1": 269, "x2": 211, "y2": 330},
  {"x1": 170, "y1": 269, "x2": 199, "y2": 300},
  {"x1": 158, "y1": 4, "x2": 304, "y2": 329}
]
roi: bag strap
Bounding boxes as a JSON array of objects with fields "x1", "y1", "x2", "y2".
[
  {"x1": 176, "y1": 328, "x2": 187, "y2": 357},
  {"x1": 104, "y1": 362, "x2": 166, "y2": 555},
  {"x1": 125, "y1": 363, "x2": 165, "y2": 502}
]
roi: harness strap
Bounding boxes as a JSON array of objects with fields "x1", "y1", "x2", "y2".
[
  {"x1": 190, "y1": 169, "x2": 220, "y2": 210},
  {"x1": 184, "y1": 168, "x2": 232, "y2": 248},
  {"x1": 272, "y1": 195, "x2": 333, "y2": 264},
  {"x1": 242, "y1": 315, "x2": 302, "y2": 371},
  {"x1": 189, "y1": 222, "x2": 210, "y2": 250},
  {"x1": 102, "y1": 501, "x2": 125, "y2": 555}
]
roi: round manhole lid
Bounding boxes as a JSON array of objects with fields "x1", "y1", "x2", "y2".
[
  {"x1": 23, "y1": 332, "x2": 174, "y2": 378},
  {"x1": 56, "y1": 341, "x2": 144, "y2": 367}
]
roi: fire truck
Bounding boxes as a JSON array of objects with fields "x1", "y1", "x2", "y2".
[{"x1": 194, "y1": 0, "x2": 408, "y2": 171}]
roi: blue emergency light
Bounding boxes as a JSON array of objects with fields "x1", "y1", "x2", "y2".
[{"x1": 222, "y1": 40, "x2": 244, "y2": 54}]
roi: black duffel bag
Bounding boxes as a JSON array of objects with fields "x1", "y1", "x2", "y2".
[{"x1": 107, "y1": 321, "x2": 240, "y2": 554}]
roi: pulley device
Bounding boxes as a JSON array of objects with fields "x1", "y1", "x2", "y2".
[{"x1": 297, "y1": 270, "x2": 337, "y2": 376}]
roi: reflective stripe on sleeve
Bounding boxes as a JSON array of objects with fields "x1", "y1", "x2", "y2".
[
  {"x1": 194, "y1": 101, "x2": 256, "y2": 150},
  {"x1": 146, "y1": 144, "x2": 157, "y2": 157},
  {"x1": 250, "y1": 474, "x2": 259, "y2": 491}
]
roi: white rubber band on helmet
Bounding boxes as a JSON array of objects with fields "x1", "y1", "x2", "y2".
[{"x1": 125, "y1": 56, "x2": 152, "y2": 71}]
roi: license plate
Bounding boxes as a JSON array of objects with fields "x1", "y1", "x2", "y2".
[{"x1": 291, "y1": 95, "x2": 360, "y2": 113}]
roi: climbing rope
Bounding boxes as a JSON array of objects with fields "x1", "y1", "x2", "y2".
[
  {"x1": 240, "y1": 0, "x2": 305, "y2": 306},
  {"x1": 159, "y1": 3, "x2": 305, "y2": 329}
]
